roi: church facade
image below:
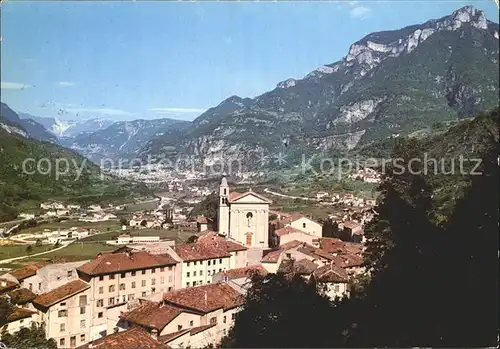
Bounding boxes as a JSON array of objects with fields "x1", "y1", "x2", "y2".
[{"x1": 217, "y1": 177, "x2": 272, "y2": 248}]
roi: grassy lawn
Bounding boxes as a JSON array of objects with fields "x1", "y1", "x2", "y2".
[
  {"x1": 124, "y1": 201, "x2": 158, "y2": 212},
  {"x1": 28, "y1": 242, "x2": 116, "y2": 262},
  {"x1": 81, "y1": 229, "x2": 194, "y2": 243},
  {"x1": 0, "y1": 244, "x2": 54, "y2": 260},
  {"x1": 16, "y1": 220, "x2": 121, "y2": 236}
]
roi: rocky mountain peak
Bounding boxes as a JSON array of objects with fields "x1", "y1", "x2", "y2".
[{"x1": 277, "y1": 78, "x2": 297, "y2": 89}]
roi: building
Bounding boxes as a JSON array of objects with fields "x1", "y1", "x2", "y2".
[
  {"x1": 196, "y1": 231, "x2": 248, "y2": 269},
  {"x1": 212, "y1": 265, "x2": 268, "y2": 295},
  {"x1": 169, "y1": 243, "x2": 231, "y2": 288},
  {"x1": 1, "y1": 307, "x2": 37, "y2": 335},
  {"x1": 339, "y1": 221, "x2": 365, "y2": 243},
  {"x1": 0, "y1": 261, "x2": 52, "y2": 290},
  {"x1": 106, "y1": 234, "x2": 161, "y2": 245},
  {"x1": 275, "y1": 226, "x2": 317, "y2": 246},
  {"x1": 217, "y1": 177, "x2": 272, "y2": 248},
  {"x1": 76, "y1": 251, "x2": 179, "y2": 341},
  {"x1": 77, "y1": 326, "x2": 167, "y2": 349},
  {"x1": 32, "y1": 280, "x2": 92, "y2": 348},
  {"x1": 120, "y1": 283, "x2": 244, "y2": 347}
]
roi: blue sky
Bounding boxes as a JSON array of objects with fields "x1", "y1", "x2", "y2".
[{"x1": 1, "y1": 1, "x2": 498, "y2": 121}]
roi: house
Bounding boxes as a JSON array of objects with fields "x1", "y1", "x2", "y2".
[
  {"x1": 275, "y1": 226, "x2": 316, "y2": 246},
  {"x1": 0, "y1": 261, "x2": 52, "y2": 290},
  {"x1": 196, "y1": 231, "x2": 248, "y2": 269},
  {"x1": 0, "y1": 279, "x2": 19, "y2": 295},
  {"x1": 169, "y1": 243, "x2": 231, "y2": 288},
  {"x1": 212, "y1": 265, "x2": 268, "y2": 295},
  {"x1": 278, "y1": 213, "x2": 323, "y2": 238},
  {"x1": 312, "y1": 264, "x2": 350, "y2": 300},
  {"x1": 56, "y1": 209, "x2": 70, "y2": 216},
  {"x1": 316, "y1": 192, "x2": 329, "y2": 200},
  {"x1": 196, "y1": 216, "x2": 209, "y2": 233},
  {"x1": 217, "y1": 177, "x2": 272, "y2": 248},
  {"x1": 119, "y1": 283, "x2": 243, "y2": 347},
  {"x1": 33, "y1": 280, "x2": 92, "y2": 348},
  {"x1": 76, "y1": 251, "x2": 179, "y2": 341},
  {"x1": 340, "y1": 221, "x2": 365, "y2": 243},
  {"x1": 6, "y1": 288, "x2": 37, "y2": 308},
  {"x1": 77, "y1": 326, "x2": 167, "y2": 349},
  {"x1": 1, "y1": 306, "x2": 37, "y2": 335},
  {"x1": 18, "y1": 213, "x2": 35, "y2": 220},
  {"x1": 107, "y1": 234, "x2": 161, "y2": 245}
]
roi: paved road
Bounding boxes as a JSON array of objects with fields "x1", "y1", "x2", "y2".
[{"x1": 263, "y1": 188, "x2": 315, "y2": 201}]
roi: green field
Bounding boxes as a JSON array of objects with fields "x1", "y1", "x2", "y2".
[
  {"x1": 82, "y1": 228, "x2": 194, "y2": 243},
  {"x1": 0, "y1": 244, "x2": 54, "y2": 260},
  {"x1": 124, "y1": 201, "x2": 159, "y2": 212},
  {"x1": 28, "y1": 242, "x2": 116, "y2": 262},
  {"x1": 14, "y1": 220, "x2": 121, "y2": 236}
]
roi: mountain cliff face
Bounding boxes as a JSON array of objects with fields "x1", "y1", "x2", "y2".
[
  {"x1": 140, "y1": 6, "x2": 499, "y2": 169},
  {"x1": 21, "y1": 114, "x2": 115, "y2": 138},
  {"x1": 62, "y1": 118, "x2": 191, "y2": 164}
]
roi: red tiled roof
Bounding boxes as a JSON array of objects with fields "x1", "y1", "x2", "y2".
[
  {"x1": 8, "y1": 261, "x2": 51, "y2": 281},
  {"x1": 296, "y1": 245, "x2": 335, "y2": 261},
  {"x1": 77, "y1": 327, "x2": 167, "y2": 349},
  {"x1": 7, "y1": 288, "x2": 36, "y2": 305},
  {"x1": 274, "y1": 226, "x2": 306, "y2": 237},
  {"x1": 293, "y1": 259, "x2": 319, "y2": 275},
  {"x1": 0, "y1": 279, "x2": 18, "y2": 294},
  {"x1": 197, "y1": 232, "x2": 248, "y2": 252},
  {"x1": 320, "y1": 238, "x2": 347, "y2": 254},
  {"x1": 159, "y1": 324, "x2": 216, "y2": 344},
  {"x1": 163, "y1": 283, "x2": 244, "y2": 313},
  {"x1": 196, "y1": 216, "x2": 208, "y2": 224},
  {"x1": 77, "y1": 251, "x2": 177, "y2": 276},
  {"x1": 228, "y1": 191, "x2": 243, "y2": 200},
  {"x1": 6, "y1": 307, "x2": 36, "y2": 323},
  {"x1": 33, "y1": 280, "x2": 90, "y2": 308},
  {"x1": 121, "y1": 301, "x2": 185, "y2": 331},
  {"x1": 332, "y1": 254, "x2": 364, "y2": 268},
  {"x1": 222, "y1": 265, "x2": 268, "y2": 280},
  {"x1": 344, "y1": 242, "x2": 364, "y2": 255},
  {"x1": 261, "y1": 249, "x2": 282, "y2": 263},
  {"x1": 313, "y1": 264, "x2": 349, "y2": 283},
  {"x1": 172, "y1": 243, "x2": 230, "y2": 262}
]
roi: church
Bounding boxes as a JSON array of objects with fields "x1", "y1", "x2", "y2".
[{"x1": 217, "y1": 177, "x2": 272, "y2": 248}]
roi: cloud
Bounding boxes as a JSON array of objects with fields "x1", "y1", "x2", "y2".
[
  {"x1": 1, "y1": 81, "x2": 34, "y2": 90},
  {"x1": 350, "y1": 6, "x2": 371, "y2": 18},
  {"x1": 65, "y1": 107, "x2": 134, "y2": 116},
  {"x1": 149, "y1": 108, "x2": 206, "y2": 114},
  {"x1": 57, "y1": 81, "x2": 74, "y2": 87}
]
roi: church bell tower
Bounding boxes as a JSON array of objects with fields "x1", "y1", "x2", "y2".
[{"x1": 218, "y1": 176, "x2": 230, "y2": 236}]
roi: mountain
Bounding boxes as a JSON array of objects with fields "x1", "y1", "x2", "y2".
[
  {"x1": 0, "y1": 104, "x2": 150, "y2": 222},
  {"x1": 140, "y1": 6, "x2": 499, "y2": 170},
  {"x1": 61, "y1": 118, "x2": 191, "y2": 165},
  {"x1": 1, "y1": 104, "x2": 57, "y2": 142},
  {"x1": 20, "y1": 114, "x2": 115, "y2": 138}
]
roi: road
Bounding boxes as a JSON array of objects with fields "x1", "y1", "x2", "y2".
[
  {"x1": 0, "y1": 241, "x2": 72, "y2": 265},
  {"x1": 263, "y1": 188, "x2": 316, "y2": 201}
]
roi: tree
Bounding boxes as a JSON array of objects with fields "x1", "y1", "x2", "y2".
[
  {"x1": 0, "y1": 296, "x2": 13, "y2": 327},
  {"x1": 269, "y1": 214, "x2": 278, "y2": 221},
  {"x1": 35, "y1": 239, "x2": 42, "y2": 247},
  {"x1": 26, "y1": 245, "x2": 33, "y2": 254},
  {"x1": 140, "y1": 220, "x2": 147, "y2": 227},
  {"x1": 187, "y1": 235, "x2": 199, "y2": 243},
  {"x1": 1, "y1": 323, "x2": 57, "y2": 349},
  {"x1": 119, "y1": 218, "x2": 128, "y2": 226},
  {"x1": 220, "y1": 273, "x2": 341, "y2": 348}
]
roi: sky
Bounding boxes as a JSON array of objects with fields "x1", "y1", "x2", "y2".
[{"x1": 1, "y1": 1, "x2": 499, "y2": 122}]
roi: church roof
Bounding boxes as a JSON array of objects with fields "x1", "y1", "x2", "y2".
[{"x1": 228, "y1": 191, "x2": 272, "y2": 204}]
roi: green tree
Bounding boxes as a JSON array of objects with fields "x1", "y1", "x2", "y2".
[
  {"x1": 186, "y1": 235, "x2": 199, "y2": 243},
  {"x1": 119, "y1": 218, "x2": 128, "y2": 226},
  {"x1": 1, "y1": 323, "x2": 57, "y2": 349},
  {"x1": 35, "y1": 239, "x2": 42, "y2": 247},
  {"x1": 26, "y1": 245, "x2": 33, "y2": 254}
]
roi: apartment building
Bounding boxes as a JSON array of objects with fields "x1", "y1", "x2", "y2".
[
  {"x1": 32, "y1": 280, "x2": 92, "y2": 348},
  {"x1": 119, "y1": 283, "x2": 244, "y2": 348},
  {"x1": 76, "y1": 250, "x2": 179, "y2": 341},
  {"x1": 170, "y1": 243, "x2": 231, "y2": 288}
]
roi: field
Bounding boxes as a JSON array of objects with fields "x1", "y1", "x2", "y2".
[
  {"x1": 0, "y1": 244, "x2": 54, "y2": 260},
  {"x1": 81, "y1": 228, "x2": 194, "y2": 243},
  {"x1": 14, "y1": 219, "x2": 121, "y2": 236},
  {"x1": 124, "y1": 200, "x2": 159, "y2": 212},
  {"x1": 28, "y1": 242, "x2": 116, "y2": 262}
]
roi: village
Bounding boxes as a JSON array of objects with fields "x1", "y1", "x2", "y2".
[{"x1": 0, "y1": 177, "x2": 374, "y2": 349}]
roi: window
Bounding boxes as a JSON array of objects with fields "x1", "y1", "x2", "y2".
[
  {"x1": 223, "y1": 329, "x2": 227, "y2": 335},
  {"x1": 99, "y1": 276, "x2": 104, "y2": 281},
  {"x1": 142, "y1": 270, "x2": 146, "y2": 275},
  {"x1": 131, "y1": 271, "x2": 136, "y2": 276},
  {"x1": 141, "y1": 291, "x2": 147, "y2": 297},
  {"x1": 219, "y1": 259, "x2": 222, "y2": 264},
  {"x1": 303, "y1": 223, "x2": 306, "y2": 228},
  {"x1": 128, "y1": 294, "x2": 135, "y2": 301},
  {"x1": 119, "y1": 283, "x2": 126, "y2": 291},
  {"x1": 286, "y1": 253, "x2": 291, "y2": 259},
  {"x1": 109, "y1": 274, "x2": 115, "y2": 280},
  {"x1": 151, "y1": 278, "x2": 156, "y2": 285},
  {"x1": 207, "y1": 270, "x2": 211, "y2": 276},
  {"x1": 80, "y1": 306, "x2": 86, "y2": 315},
  {"x1": 193, "y1": 281, "x2": 197, "y2": 286},
  {"x1": 99, "y1": 286, "x2": 103, "y2": 294},
  {"x1": 97, "y1": 299, "x2": 104, "y2": 307},
  {"x1": 67, "y1": 270, "x2": 73, "y2": 277},
  {"x1": 177, "y1": 325, "x2": 183, "y2": 331},
  {"x1": 160, "y1": 267, "x2": 164, "y2": 272},
  {"x1": 187, "y1": 262, "x2": 190, "y2": 267},
  {"x1": 194, "y1": 261, "x2": 197, "y2": 266},
  {"x1": 20, "y1": 319, "x2": 24, "y2": 324},
  {"x1": 60, "y1": 323, "x2": 65, "y2": 332},
  {"x1": 224, "y1": 188, "x2": 227, "y2": 195},
  {"x1": 151, "y1": 268, "x2": 156, "y2": 273},
  {"x1": 60, "y1": 302, "x2": 66, "y2": 307},
  {"x1": 108, "y1": 297, "x2": 115, "y2": 306},
  {"x1": 186, "y1": 282, "x2": 190, "y2": 287},
  {"x1": 60, "y1": 339, "x2": 65, "y2": 346},
  {"x1": 58, "y1": 310, "x2": 68, "y2": 317},
  {"x1": 208, "y1": 261, "x2": 211, "y2": 266},
  {"x1": 219, "y1": 269, "x2": 222, "y2": 272},
  {"x1": 189, "y1": 320, "x2": 194, "y2": 327},
  {"x1": 168, "y1": 275, "x2": 173, "y2": 282},
  {"x1": 246, "y1": 212, "x2": 253, "y2": 227},
  {"x1": 199, "y1": 280, "x2": 202, "y2": 285},
  {"x1": 199, "y1": 270, "x2": 203, "y2": 276},
  {"x1": 334, "y1": 284, "x2": 340, "y2": 292},
  {"x1": 98, "y1": 312, "x2": 103, "y2": 318},
  {"x1": 80, "y1": 320, "x2": 86, "y2": 328},
  {"x1": 223, "y1": 316, "x2": 227, "y2": 324},
  {"x1": 121, "y1": 273, "x2": 126, "y2": 278},
  {"x1": 232, "y1": 313, "x2": 236, "y2": 320},
  {"x1": 141, "y1": 280, "x2": 146, "y2": 287},
  {"x1": 80, "y1": 334, "x2": 85, "y2": 342},
  {"x1": 168, "y1": 266, "x2": 173, "y2": 271},
  {"x1": 28, "y1": 283, "x2": 32, "y2": 291},
  {"x1": 168, "y1": 287, "x2": 173, "y2": 291},
  {"x1": 193, "y1": 271, "x2": 197, "y2": 277},
  {"x1": 131, "y1": 282, "x2": 136, "y2": 289},
  {"x1": 38, "y1": 283, "x2": 42, "y2": 290},
  {"x1": 186, "y1": 272, "x2": 190, "y2": 277},
  {"x1": 109, "y1": 285, "x2": 115, "y2": 292},
  {"x1": 160, "y1": 277, "x2": 165, "y2": 284},
  {"x1": 210, "y1": 317, "x2": 217, "y2": 325},
  {"x1": 70, "y1": 336, "x2": 76, "y2": 347}
]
